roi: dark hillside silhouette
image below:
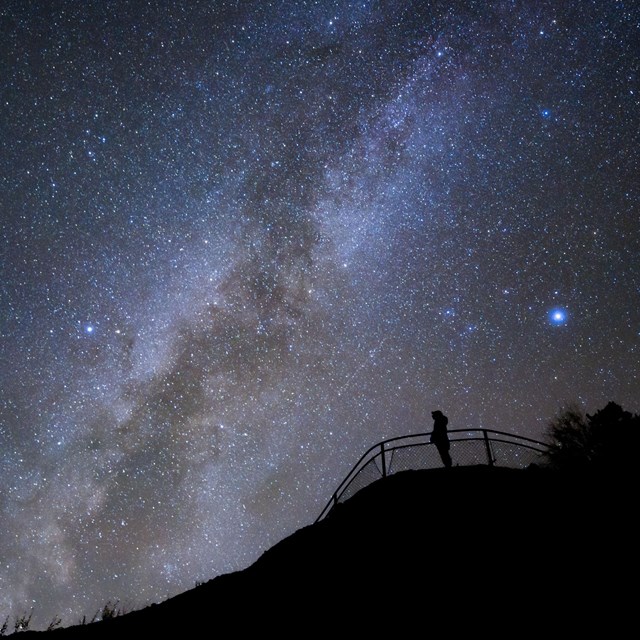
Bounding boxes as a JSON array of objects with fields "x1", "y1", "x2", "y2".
[{"x1": 22, "y1": 465, "x2": 632, "y2": 637}]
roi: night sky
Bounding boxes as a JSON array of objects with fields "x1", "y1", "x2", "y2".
[{"x1": 1, "y1": 0, "x2": 638, "y2": 628}]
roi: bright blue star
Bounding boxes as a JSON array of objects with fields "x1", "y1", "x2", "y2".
[
  {"x1": 84, "y1": 324, "x2": 95, "y2": 334},
  {"x1": 549, "y1": 308, "x2": 567, "y2": 325},
  {"x1": 541, "y1": 108, "x2": 551, "y2": 119}
]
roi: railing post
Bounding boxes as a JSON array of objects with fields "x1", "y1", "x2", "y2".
[
  {"x1": 380, "y1": 442, "x2": 387, "y2": 477},
  {"x1": 483, "y1": 429, "x2": 494, "y2": 466}
]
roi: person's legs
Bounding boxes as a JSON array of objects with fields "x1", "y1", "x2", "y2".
[{"x1": 437, "y1": 444, "x2": 452, "y2": 468}]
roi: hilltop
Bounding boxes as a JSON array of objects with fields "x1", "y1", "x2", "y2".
[{"x1": 25, "y1": 465, "x2": 631, "y2": 636}]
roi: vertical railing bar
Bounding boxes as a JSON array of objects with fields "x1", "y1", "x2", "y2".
[
  {"x1": 483, "y1": 429, "x2": 495, "y2": 466},
  {"x1": 387, "y1": 447, "x2": 396, "y2": 475}
]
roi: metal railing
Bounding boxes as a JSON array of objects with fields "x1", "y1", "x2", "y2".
[{"x1": 316, "y1": 429, "x2": 548, "y2": 522}]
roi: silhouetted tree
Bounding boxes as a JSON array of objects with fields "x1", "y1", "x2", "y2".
[{"x1": 545, "y1": 401, "x2": 639, "y2": 472}]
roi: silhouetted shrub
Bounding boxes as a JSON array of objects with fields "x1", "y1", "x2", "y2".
[
  {"x1": 99, "y1": 600, "x2": 120, "y2": 621},
  {"x1": 13, "y1": 609, "x2": 33, "y2": 633},
  {"x1": 545, "y1": 401, "x2": 639, "y2": 472},
  {"x1": 46, "y1": 615, "x2": 62, "y2": 631}
]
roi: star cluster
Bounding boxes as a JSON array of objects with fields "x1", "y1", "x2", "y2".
[{"x1": 1, "y1": 0, "x2": 638, "y2": 627}]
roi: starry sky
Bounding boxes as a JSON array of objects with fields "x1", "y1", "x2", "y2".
[{"x1": 1, "y1": 0, "x2": 638, "y2": 628}]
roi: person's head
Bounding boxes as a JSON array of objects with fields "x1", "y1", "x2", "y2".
[{"x1": 431, "y1": 410, "x2": 443, "y2": 419}]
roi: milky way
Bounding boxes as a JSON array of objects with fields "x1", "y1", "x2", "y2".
[{"x1": 1, "y1": 0, "x2": 638, "y2": 627}]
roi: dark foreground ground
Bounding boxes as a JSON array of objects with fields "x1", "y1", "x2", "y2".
[{"x1": 23, "y1": 465, "x2": 633, "y2": 636}]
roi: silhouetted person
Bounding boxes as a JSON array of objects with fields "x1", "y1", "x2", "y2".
[{"x1": 431, "y1": 410, "x2": 452, "y2": 468}]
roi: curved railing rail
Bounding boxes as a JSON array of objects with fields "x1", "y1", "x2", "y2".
[{"x1": 316, "y1": 429, "x2": 548, "y2": 522}]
